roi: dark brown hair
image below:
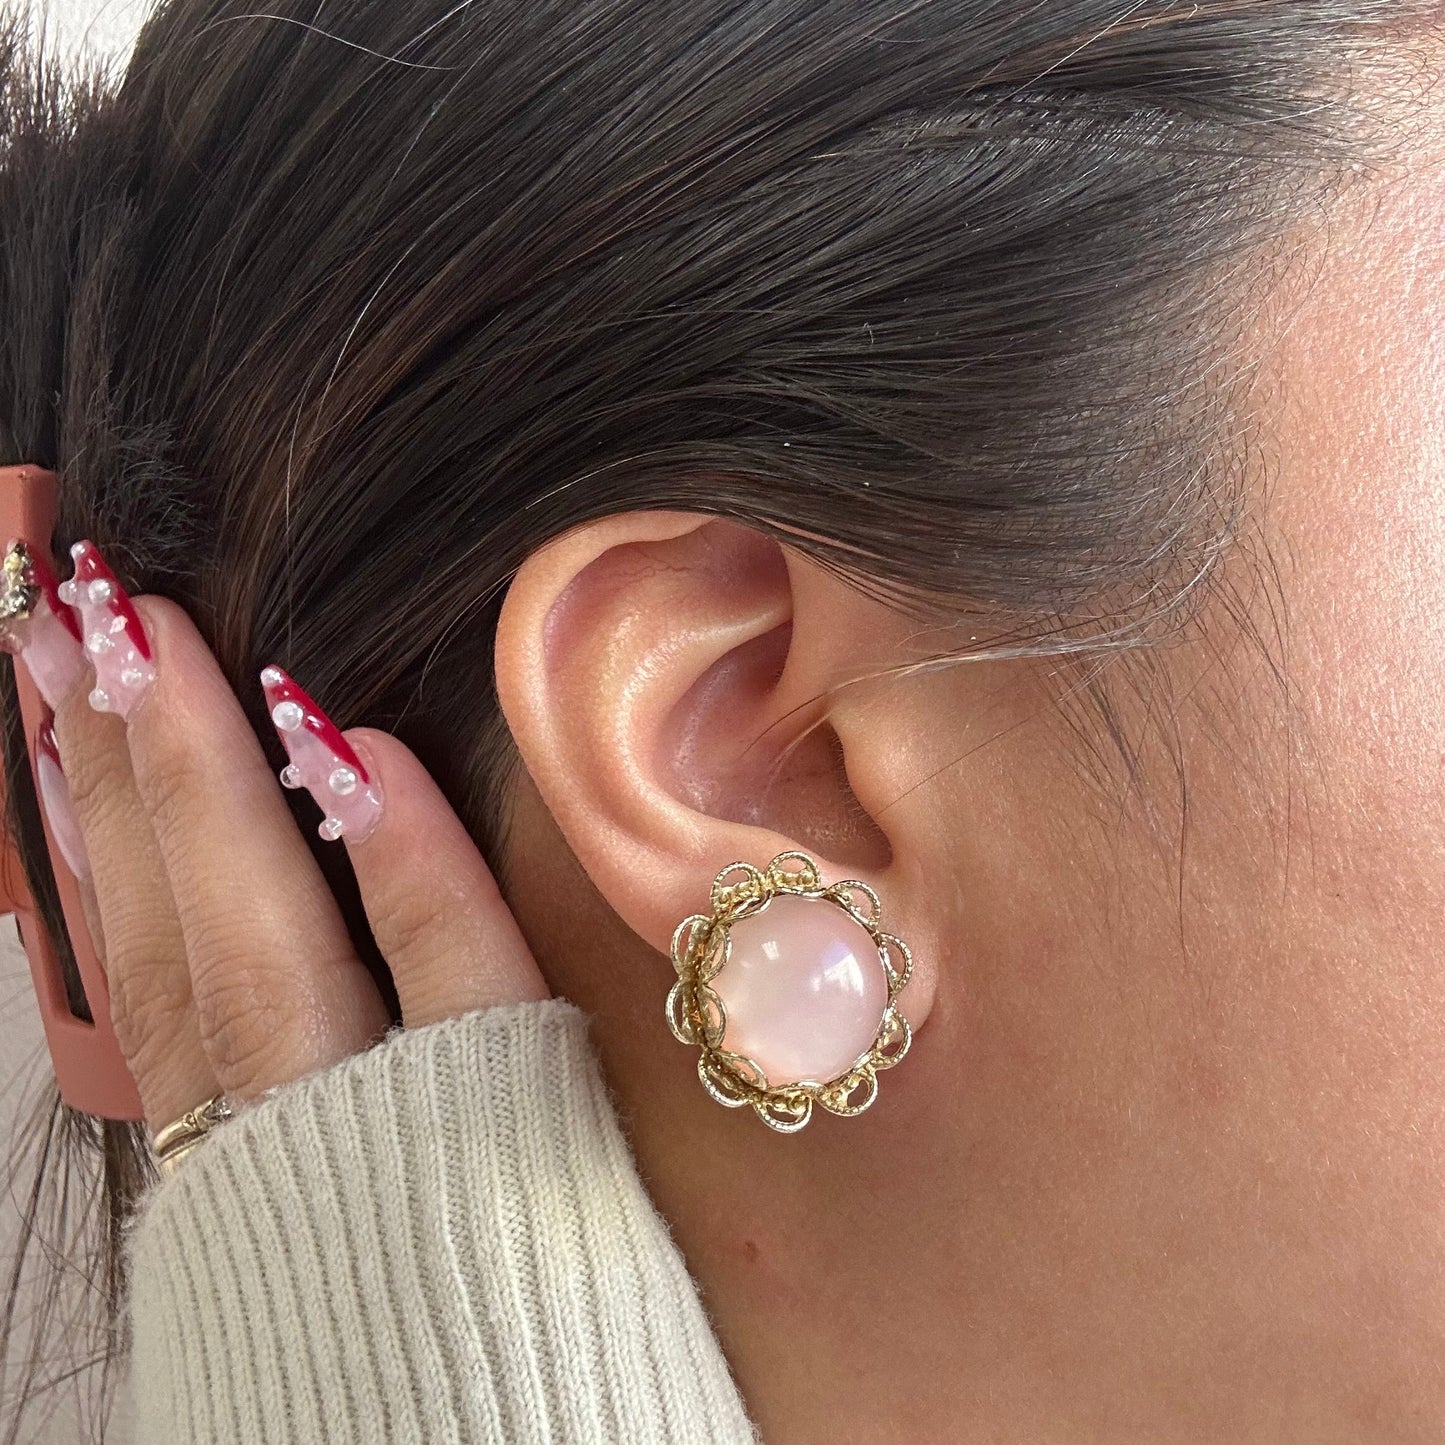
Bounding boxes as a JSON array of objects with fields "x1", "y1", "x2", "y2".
[{"x1": 0, "y1": 0, "x2": 1417, "y2": 1435}]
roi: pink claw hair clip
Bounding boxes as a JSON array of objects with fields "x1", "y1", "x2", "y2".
[{"x1": 0, "y1": 464, "x2": 143, "y2": 1120}]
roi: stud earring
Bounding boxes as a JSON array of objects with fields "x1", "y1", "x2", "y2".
[{"x1": 666, "y1": 850, "x2": 913, "y2": 1133}]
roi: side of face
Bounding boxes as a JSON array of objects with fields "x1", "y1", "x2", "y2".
[
  {"x1": 846, "y1": 84, "x2": 1445, "y2": 1425},
  {"x1": 487, "y1": 65, "x2": 1445, "y2": 1441}
]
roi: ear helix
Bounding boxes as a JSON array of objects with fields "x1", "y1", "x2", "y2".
[{"x1": 666, "y1": 850, "x2": 913, "y2": 1133}]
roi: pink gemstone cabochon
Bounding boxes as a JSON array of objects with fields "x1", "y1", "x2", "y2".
[
  {"x1": 261, "y1": 665, "x2": 382, "y2": 844},
  {"x1": 63, "y1": 540, "x2": 156, "y2": 718},
  {"x1": 711, "y1": 891, "x2": 889, "y2": 1087}
]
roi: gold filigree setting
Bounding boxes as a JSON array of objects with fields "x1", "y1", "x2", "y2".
[{"x1": 666, "y1": 850, "x2": 913, "y2": 1133}]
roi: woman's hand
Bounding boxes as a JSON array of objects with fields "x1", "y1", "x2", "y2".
[{"x1": 48, "y1": 558, "x2": 548, "y2": 1131}]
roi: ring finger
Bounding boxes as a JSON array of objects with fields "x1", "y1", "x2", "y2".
[
  {"x1": 49, "y1": 626, "x2": 218, "y2": 1128},
  {"x1": 104, "y1": 583, "x2": 390, "y2": 1102}
]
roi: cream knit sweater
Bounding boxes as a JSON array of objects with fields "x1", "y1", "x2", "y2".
[{"x1": 123, "y1": 999, "x2": 762, "y2": 1444}]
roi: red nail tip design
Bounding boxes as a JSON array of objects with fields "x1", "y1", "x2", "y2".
[
  {"x1": 62, "y1": 540, "x2": 157, "y2": 719},
  {"x1": 67, "y1": 541, "x2": 152, "y2": 660},
  {"x1": 261, "y1": 665, "x2": 382, "y2": 844},
  {"x1": 34, "y1": 708, "x2": 89, "y2": 879},
  {"x1": 35, "y1": 713, "x2": 61, "y2": 767},
  {"x1": 259, "y1": 666, "x2": 368, "y2": 780},
  {"x1": 26, "y1": 552, "x2": 81, "y2": 643}
]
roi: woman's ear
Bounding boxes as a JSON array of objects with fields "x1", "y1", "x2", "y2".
[{"x1": 493, "y1": 509, "x2": 938, "y2": 1028}]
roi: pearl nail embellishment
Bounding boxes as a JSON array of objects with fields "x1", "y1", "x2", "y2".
[
  {"x1": 260, "y1": 665, "x2": 382, "y2": 843},
  {"x1": 61, "y1": 541, "x2": 156, "y2": 719}
]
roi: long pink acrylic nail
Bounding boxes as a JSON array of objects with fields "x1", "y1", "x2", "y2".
[
  {"x1": 60, "y1": 541, "x2": 156, "y2": 719},
  {"x1": 34, "y1": 713, "x2": 90, "y2": 879},
  {"x1": 0, "y1": 543, "x2": 86, "y2": 709},
  {"x1": 260, "y1": 665, "x2": 382, "y2": 844}
]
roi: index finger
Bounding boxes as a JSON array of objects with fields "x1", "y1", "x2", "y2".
[
  {"x1": 95, "y1": 583, "x2": 389, "y2": 1098},
  {"x1": 255, "y1": 666, "x2": 548, "y2": 1028}
]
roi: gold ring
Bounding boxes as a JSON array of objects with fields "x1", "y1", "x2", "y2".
[{"x1": 150, "y1": 1094, "x2": 233, "y2": 1174}]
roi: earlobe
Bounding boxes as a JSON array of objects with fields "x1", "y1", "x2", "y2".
[{"x1": 493, "y1": 508, "x2": 937, "y2": 1033}]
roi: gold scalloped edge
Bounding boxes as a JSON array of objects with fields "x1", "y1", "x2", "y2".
[
  {"x1": 699, "y1": 1047, "x2": 768, "y2": 1108},
  {"x1": 697, "y1": 1044, "x2": 887, "y2": 1128},
  {"x1": 699, "y1": 1053, "x2": 755, "y2": 1108},
  {"x1": 665, "y1": 980, "x2": 696, "y2": 1045},
  {"x1": 817, "y1": 1068, "x2": 879, "y2": 1117},
  {"x1": 672, "y1": 913, "x2": 730, "y2": 985},
  {"x1": 752, "y1": 1093, "x2": 813, "y2": 1132},
  {"x1": 670, "y1": 851, "x2": 916, "y2": 1132},
  {"x1": 876, "y1": 932, "x2": 912, "y2": 997},
  {"x1": 667, "y1": 980, "x2": 729, "y2": 1049},
  {"x1": 764, "y1": 849, "x2": 821, "y2": 894},
  {"x1": 709, "y1": 860, "x2": 766, "y2": 915},
  {"x1": 671, "y1": 913, "x2": 706, "y2": 974},
  {"x1": 870, "y1": 1007, "x2": 912, "y2": 1070},
  {"x1": 696, "y1": 985, "x2": 726, "y2": 1047},
  {"x1": 696, "y1": 927, "x2": 729, "y2": 984},
  {"x1": 823, "y1": 879, "x2": 882, "y2": 930}
]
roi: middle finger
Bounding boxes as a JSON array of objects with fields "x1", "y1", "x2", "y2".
[
  {"x1": 70, "y1": 545, "x2": 389, "y2": 1100},
  {"x1": 50, "y1": 643, "x2": 216, "y2": 1127}
]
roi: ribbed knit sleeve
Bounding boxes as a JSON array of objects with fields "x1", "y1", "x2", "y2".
[{"x1": 122, "y1": 999, "x2": 761, "y2": 1445}]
